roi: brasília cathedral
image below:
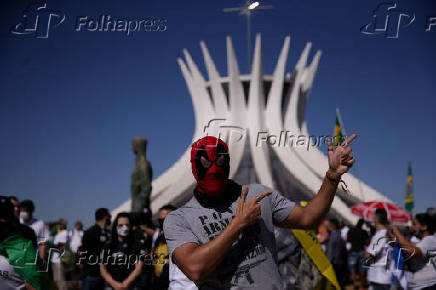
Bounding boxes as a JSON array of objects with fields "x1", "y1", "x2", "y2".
[{"x1": 113, "y1": 34, "x2": 390, "y2": 224}]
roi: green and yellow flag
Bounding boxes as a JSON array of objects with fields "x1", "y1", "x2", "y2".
[
  {"x1": 333, "y1": 108, "x2": 346, "y2": 148},
  {"x1": 292, "y1": 201, "x2": 341, "y2": 290},
  {"x1": 405, "y1": 162, "x2": 414, "y2": 212}
]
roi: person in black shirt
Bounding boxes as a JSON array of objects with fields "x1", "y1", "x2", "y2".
[
  {"x1": 80, "y1": 208, "x2": 112, "y2": 290},
  {"x1": 131, "y1": 211, "x2": 154, "y2": 289},
  {"x1": 100, "y1": 212, "x2": 144, "y2": 289},
  {"x1": 152, "y1": 204, "x2": 176, "y2": 290},
  {"x1": 325, "y1": 218, "x2": 348, "y2": 289},
  {"x1": 347, "y1": 219, "x2": 369, "y2": 290}
]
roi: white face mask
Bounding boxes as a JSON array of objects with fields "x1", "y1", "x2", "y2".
[
  {"x1": 20, "y1": 211, "x2": 30, "y2": 222},
  {"x1": 117, "y1": 224, "x2": 130, "y2": 237}
]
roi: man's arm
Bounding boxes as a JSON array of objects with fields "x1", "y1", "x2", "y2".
[
  {"x1": 391, "y1": 226, "x2": 423, "y2": 258},
  {"x1": 171, "y1": 188, "x2": 272, "y2": 282},
  {"x1": 278, "y1": 134, "x2": 357, "y2": 230}
]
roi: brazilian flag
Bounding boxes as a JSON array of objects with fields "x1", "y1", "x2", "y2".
[
  {"x1": 333, "y1": 108, "x2": 346, "y2": 148},
  {"x1": 0, "y1": 234, "x2": 50, "y2": 290},
  {"x1": 405, "y1": 162, "x2": 414, "y2": 212}
]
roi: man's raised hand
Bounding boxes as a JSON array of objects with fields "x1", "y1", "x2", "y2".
[
  {"x1": 234, "y1": 187, "x2": 272, "y2": 228},
  {"x1": 327, "y1": 134, "x2": 357, "y2": 175}
]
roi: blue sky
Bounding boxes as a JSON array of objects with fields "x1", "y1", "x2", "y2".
[{"x1": 1, "y1": 0, "x2": 435, "y2": 228}]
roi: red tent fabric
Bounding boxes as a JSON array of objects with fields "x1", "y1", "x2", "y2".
[{"x1": 351, "y1": 201, "x2": 411, "y2": 225}]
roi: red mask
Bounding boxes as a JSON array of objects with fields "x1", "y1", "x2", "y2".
[{"x1": 191, "y1": 136, "x2": 230, "y2": 197}]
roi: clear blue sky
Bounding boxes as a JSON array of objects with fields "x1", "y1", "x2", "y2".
[{"x1": 1, "y1": 0, "x2": 435, "y2": 228}]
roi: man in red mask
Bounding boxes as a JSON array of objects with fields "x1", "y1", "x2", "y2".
[
  {"x1": 190, "y1": 136, "x2": 230, "y2": 198},
  {"x1": 164, "y1": 134, "x2": 357, "y2": 289}
]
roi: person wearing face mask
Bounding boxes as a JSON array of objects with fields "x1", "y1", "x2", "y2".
[
  {"x1": 81, "y1": 208, "x2": 112, "y2": 290},
  {"x1": 100, "y1": 212, "x2": 144, "y2": 289},
  {"x1": 391, "y1": 213, "x2": 436, "y2": 290},
  {"x1": 0, "y1": 196, "x2": 50, "y2": 290},
  {"x1": 19, "y1": 200, "x2": 49, "y2": 261},
  {"x1": 8, "y1": 196, "x2": 37, "y2": 247},
  {"x1": 164, "y1": 135, "x2": 357, "y2": 289}
]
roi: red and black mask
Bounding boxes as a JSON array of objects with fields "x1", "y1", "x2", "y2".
[{"x1": 191, "y1": 136, "x2": 230, "y2": 197}]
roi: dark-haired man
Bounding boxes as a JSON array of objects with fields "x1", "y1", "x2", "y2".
[
  {"x1": 19, "y1": 200, "x2": 49, "y2": 260},
  {"x1": 80, "y1": 208, "x2": 111, "y2": 290},
  {"x1": 8, "y1": 196, "x2": 37, "y2": 247},
  {"x1": 153, "y1": 204, "x2": 197, "y2": 290},
  {"x1": 347, "y1": 219, "x2": 369, "y2": 290},
  {"x1": 365, "y1": 208, "x2": 391, "y2": 290},
  {"x1": 164, "y1": 134, "x2": 357, "y2": 289}
]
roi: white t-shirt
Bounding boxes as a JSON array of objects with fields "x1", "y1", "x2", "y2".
[
  {"x1": 51, "y1": 230, "x2": 69, "y2": 264},
  {"x1": 0, "y1": 255, "x2": 26, "y2": 290},
  {"x1": 410, "y1": 236, "x2": 421, "y2": 244},
  {"x1": 151, "y1": 228, "x2": 160, "y2": 249},
  {"x1": 366, "y1": 229, "x2": 392, "y2": 284},
  {"x1": 20, "y1": 218, "x2": 49, "y2": 244},
  {"x1": 408, "y1": 234, "x2": 436, "y2": 289},
  {"x1": 69, "y1": 229, "x2": 83, "y2": 253},
  {"x1": 341, "y1": 226, "x2": 351, "y2": 251},
  {"x1": 169, "y1": 257, "x2": 197, "y2": 290}
]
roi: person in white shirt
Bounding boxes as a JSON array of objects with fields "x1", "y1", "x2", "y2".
[
  {"x1": 19, "y1": 200, "x2": 49, "y2": 260},
  {"x1": 365, "y1": 208, "x2": 392, "y2": 290},
  {"x1": 392, "y1": 213, "x2": 436, "y2": 290},
  {"x1": 51, "y1": 219, "x2": 69, "y2": 290},
  {"x1": 340, "y1": 220, "x2": 352, "y2": 251},
  {"x1": 69, "y1": 221, "x2": 83, "y2": 254}
]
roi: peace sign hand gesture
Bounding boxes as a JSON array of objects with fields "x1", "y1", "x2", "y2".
[
  {"x1": 234, "y1": 186, "x2": 272, "y2": 228},
  {"x1": 327, "y1": 134, "x2": 357, "y2": 176}
]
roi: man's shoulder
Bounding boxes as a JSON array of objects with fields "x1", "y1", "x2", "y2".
[
  {"x1": 370, "y1": 229, "x2": 387, "y2": 244},
  {"x1": 244, "y1": 183, "x2": 272, "y2": 195},
  {"x1": 30, "y1": 218, "x2": 44, "y2": 227},
  {"x1": 164, "y1": 207, "x2": 194, "y2": 231},
  {"x1": 58, "y1": 229, "x2": 69, "y2": 238},
  {"x1": 165, "y1": 208, "x2": 186, "y2": 222},
  {"x1": 29, "y1": 219, "x2": 46, "y2": 233},
  {"x1": 84, "y1": 225, "x2": 100, "y2": 236},
  {"x1": 418, "y1": 234, "x2": 436, "y2": 247}
]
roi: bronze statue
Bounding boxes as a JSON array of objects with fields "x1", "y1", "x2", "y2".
[{"x1": 131, "y1": 137, "x2": 152, "y2": 212}]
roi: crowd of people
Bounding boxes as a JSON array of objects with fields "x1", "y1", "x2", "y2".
[
  {"x1": 318, "y1": 208, "x2": 436, "y2": 290},
  {"x1": 1, "y1": 198, "x2": 436, "y2": 290}
]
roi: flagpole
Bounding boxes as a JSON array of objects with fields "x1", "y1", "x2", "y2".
[
  {"x1": 336, "y1": 108, "x2": 364, "y2": 201},
  {"x1": 336, "y1": 108, "x2": 347, "y2": 136},
  {"x1": 405, "y1": 161, "x2": 414, "y2": 213}
]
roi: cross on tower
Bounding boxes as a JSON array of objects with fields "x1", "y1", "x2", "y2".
[{"x1": 223, "y1": 1, "x2": 273, "y2": 71}]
